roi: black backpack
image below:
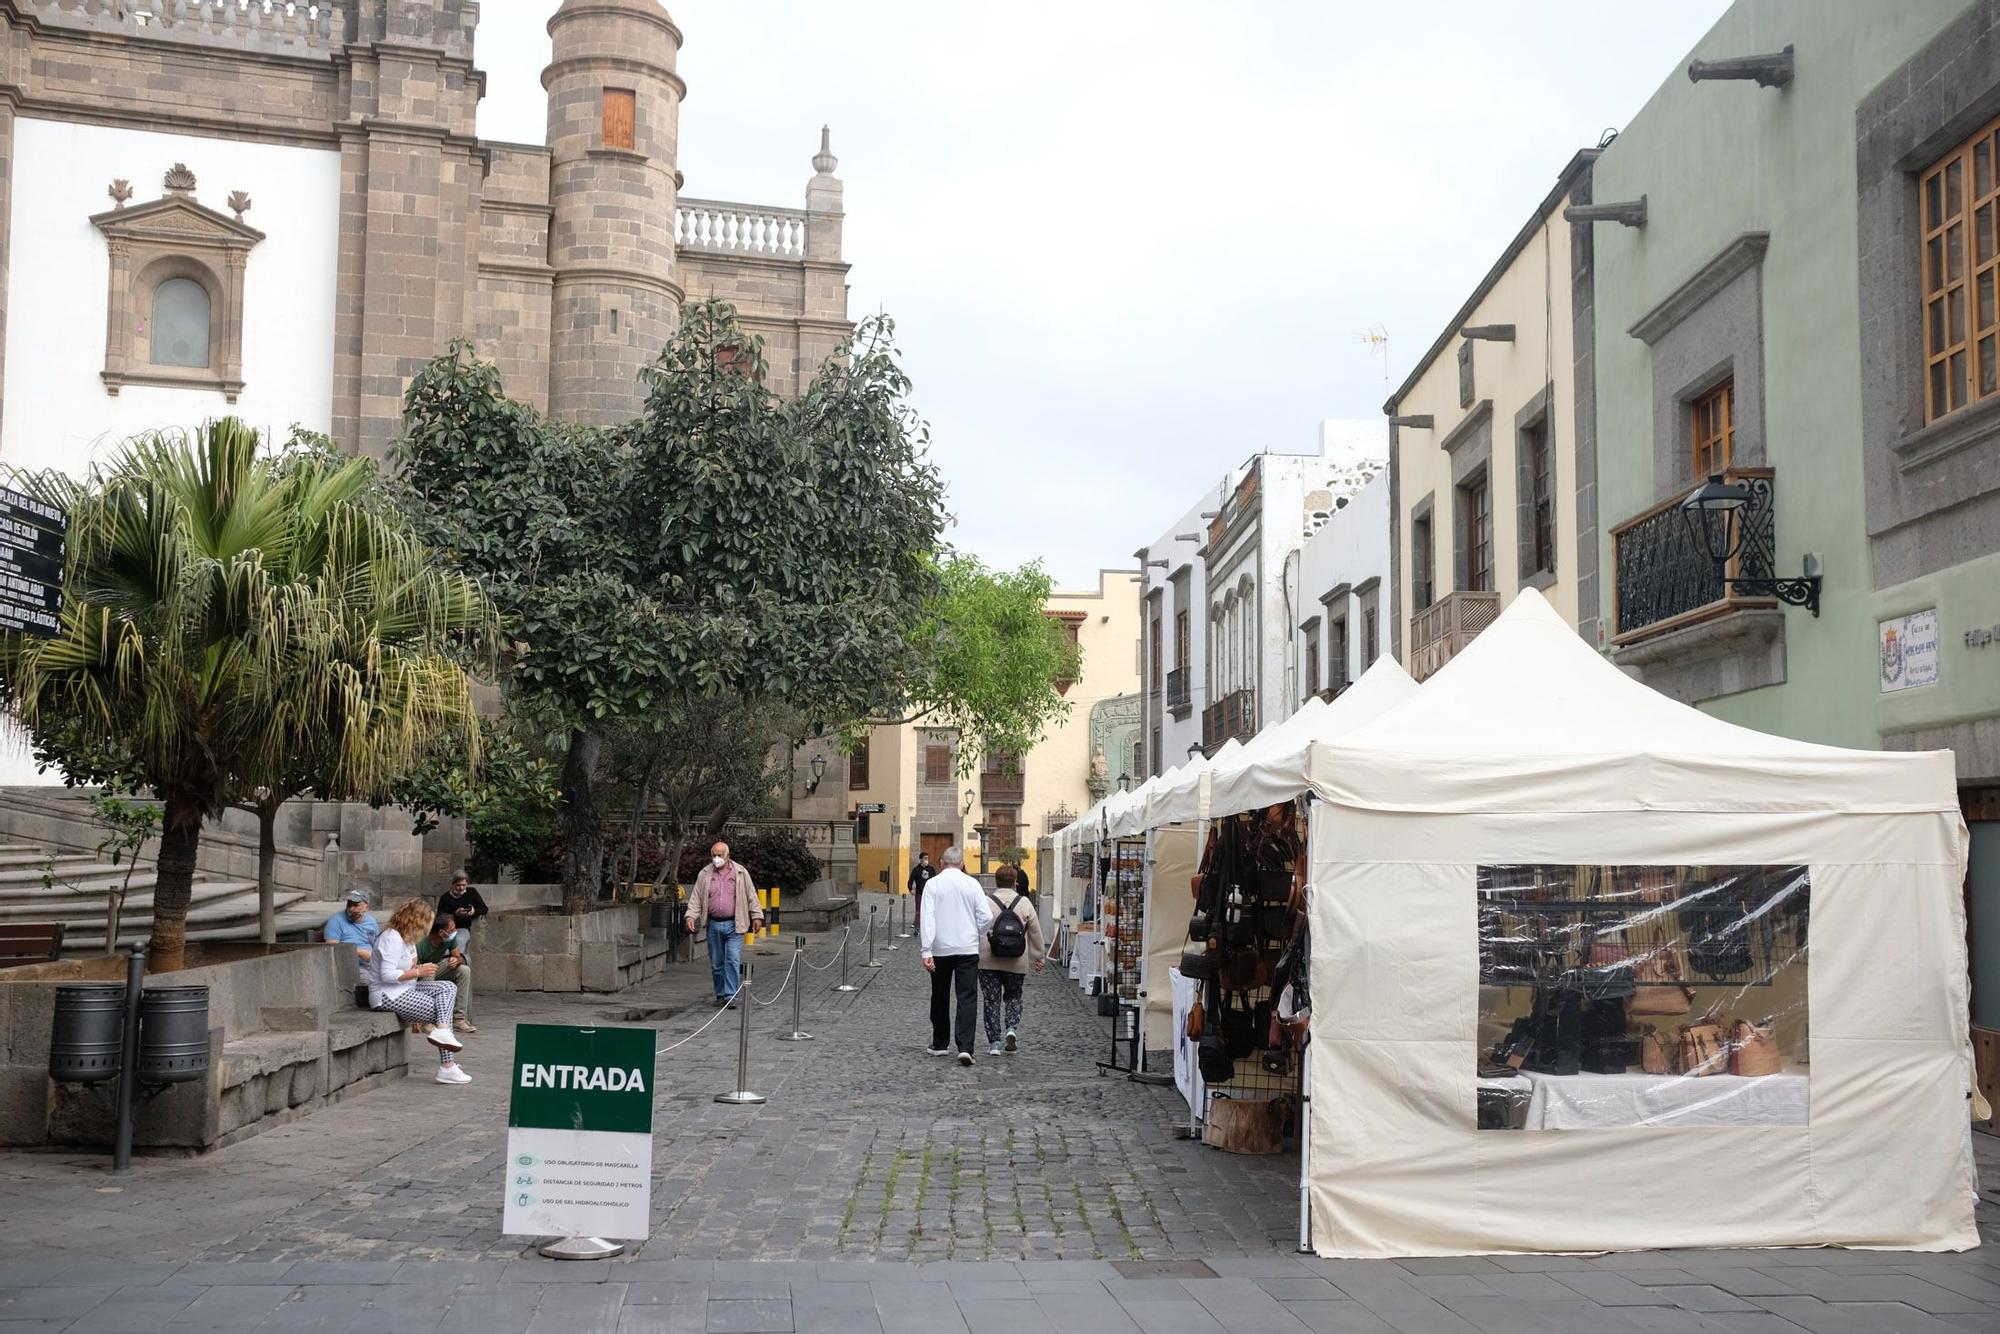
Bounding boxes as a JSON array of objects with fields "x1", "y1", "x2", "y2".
[{"x1": 987, "y1": 893, "x2": 1028, "y2": 958}]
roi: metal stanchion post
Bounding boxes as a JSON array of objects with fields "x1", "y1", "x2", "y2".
[
  {"x1": 110, "y1": 943, "x2": 144, "y2": 1175},
  {"x1": 715, "y1": 962, "x2": 766, "y2": 1105},
  {"x1": 834, "y1": 926, "x2": 857, "y2": 993},
  {"x1": 898, "y1": 891, "x2": 913, "y2": 939},
  {"x1": 884, "y1": 894, "x2": 901, "y2": 951},
  {"x1": 865, "y1": 904, "x2": 884, "y2": 968},
  {"x1": 776, "y1": 937, "x2": 813, "y2": 1042}
]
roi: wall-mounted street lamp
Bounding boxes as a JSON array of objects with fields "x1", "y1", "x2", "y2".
[
  {"x1": 1679, "y1": 474, "x2": 1822, "y2": 616},
  {"x1": 805, "y1": 752, "x2": 827, "y2": 794},
  {"x1": 1186, "y1": 742, "x2": 1204, "y2": 760},
  {"x1": 1117, "y1": 772, "x2": 1132, "y2": 792}
]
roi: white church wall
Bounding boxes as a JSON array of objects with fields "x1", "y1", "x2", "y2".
[
  {"x1": 0, "y1": 118, "x2": 341, "y2": 785},
  {"x1": 1, "y1": 117, "x2": 341, "y2": 478}
]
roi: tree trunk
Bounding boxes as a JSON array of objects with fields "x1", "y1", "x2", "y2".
[
  {"x1": 559, "y1": 728, "x2": 604, "y2": 917},
  {"x1": 617, "y1": 739, "x2": 667, "y2": 899},
  {"x1": 149, "y1": 796, "x2": 204, "y2": 972},
  {"x1": 257, "y1": 796, "x2": 280, "y2": 946}
]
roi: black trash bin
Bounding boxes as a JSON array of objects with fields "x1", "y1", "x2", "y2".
[
  {"x1": 48, "y1": 983, "x2": 127, "y2": 1084},
  {"x1": 137, "y1": 985, "x2": 210, "y2": 1084}
]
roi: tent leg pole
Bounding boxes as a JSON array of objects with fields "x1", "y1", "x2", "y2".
[{"x1": 1298, "y1": 1039, "x2": 1312, "y2": 1253}]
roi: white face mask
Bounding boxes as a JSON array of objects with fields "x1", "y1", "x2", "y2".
[{"x1": 712, "y1": 855, "x2": 726, "y2": 869}]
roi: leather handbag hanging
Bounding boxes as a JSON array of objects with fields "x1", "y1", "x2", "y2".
[
  {"x1": 1256, "y1": 903, "x2": 1292, "y2": 941},
  {"x1": 1729, "y1": 1018, "x2": 1781, "y2": 1077},
  {"x1": 1185, "y1": 998, "x2": 1205, "y2": 1041},
  {"x1": 1187, "y1": 910, "x2": 1212, "y2": 943},
  {"x1": 1629, "y1": 922, "x2": 1695, "y2": 1016},
  {"x1": 1178, "y1": 942, "x2": 1218, "y2": 981},
  {"x1": 1677, "y1": 1019, "x2": 1729, "y2": 1077},
  {"x1": 1197, "y1": 1028, "x2": 1235, "y2": 1084},
  {"x1": 1222, "y1": 990, "x2": 1258, "y2": 1061},
  {"x1": 1224, "y1": 944, "x2": 1269, "y2": 992}
]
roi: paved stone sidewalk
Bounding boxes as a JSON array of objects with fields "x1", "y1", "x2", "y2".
[{"x1": 0, "y1": 892, "x2": 1996, "y2": 1332}]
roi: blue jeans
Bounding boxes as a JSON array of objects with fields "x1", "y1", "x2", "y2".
[{"x1": 706, "y1": 919, "x2": 742, "y2": 1000}]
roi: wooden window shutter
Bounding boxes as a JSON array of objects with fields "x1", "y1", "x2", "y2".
[{"x1": 603, "y1": 90, "x2": 636, "y2": 151}]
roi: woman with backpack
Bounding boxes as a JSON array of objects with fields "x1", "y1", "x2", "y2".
[{"x1": 978, "y1": 865, "x2": 1048, "y2": 1055}]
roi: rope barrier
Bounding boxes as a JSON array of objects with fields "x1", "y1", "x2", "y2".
[
  {"x1": 750, "y1": 951, "x2": 799, "y2": 1007},
  {"x1": 800, "y1": 923, "x2": 852, "y2": 972},
  {"x1": 653, "y1": 975, "x2": 749, "y2": 1057}
]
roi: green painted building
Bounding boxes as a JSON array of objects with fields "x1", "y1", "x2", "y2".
[{"x1": 1583, "y1": 0, "x2": 2000, "y2": 1072}]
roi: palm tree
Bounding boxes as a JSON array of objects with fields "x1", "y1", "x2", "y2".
[{"x1": 0, "y1": 420, "x2": 488, "y2": 970}]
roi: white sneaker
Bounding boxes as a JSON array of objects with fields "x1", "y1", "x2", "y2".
[
  {"x1": 926, "y1": 1046, "x2": 950, "y2": 1057},
  {"x1": 988, "y1": 1044, "x2": 1003, "y2": 1056},
  {"x1": 957, "y1": 1051, "x2": 974, "y2": 1067},
  {"x1": 426, "y1": 1027, "x2": 464, "y2": 1052},
  {"x1": 1004, "y1": 1031, "x2": 1018, "y2": 1052},
  {"x1": 435, "y1": 1065, "x2": 471, "y2": 1085}
]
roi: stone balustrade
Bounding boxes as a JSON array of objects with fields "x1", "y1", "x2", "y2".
[
  {"x1": 675, "y1": 198, "x2": 809, "y2": 258},
  {"x1": 23, "y1": 0, "x2": 343, "y2": 55}
]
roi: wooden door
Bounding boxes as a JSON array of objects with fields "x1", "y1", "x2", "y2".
[{"x1": 920, "y1": 833, "x2": 952, "y2": 868}]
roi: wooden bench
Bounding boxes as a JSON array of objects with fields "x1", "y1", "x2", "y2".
[{"x1": 0, "y1": 923, "x2": 64, "y2": 970}]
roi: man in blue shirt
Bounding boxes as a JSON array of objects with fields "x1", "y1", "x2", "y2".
[{"x1": 323, "y1": 888, "x2": 381, "y2": 962}]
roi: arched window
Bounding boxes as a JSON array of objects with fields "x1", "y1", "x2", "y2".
[{"x1": 150, "y1": 277, "x2": 211, "y2": 368}]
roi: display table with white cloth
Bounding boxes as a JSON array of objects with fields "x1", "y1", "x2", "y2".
[{"x1": 1511, "y1": 1069, "x2": 1808, "y2": 1130}]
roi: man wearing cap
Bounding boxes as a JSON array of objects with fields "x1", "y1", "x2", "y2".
[{"x1": 323, "y1": 890, "x2": 381, "y2": 963}]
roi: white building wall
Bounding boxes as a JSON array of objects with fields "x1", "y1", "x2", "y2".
[
  {"x1": 1296, "y1": 472, "x2": 1390, "y2": 706},
  {"x1": 1138, "y1": 481, "x2": 1226, "y2": 777},
  {"x1": 1, "y1": 118, "x2": 341, "y2": 476}
]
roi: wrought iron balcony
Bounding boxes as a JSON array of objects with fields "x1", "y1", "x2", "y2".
[
  {"x1": 1201, "y1": 688, "x2": 1257, "y2": 752},
  {"x1": 1611, "y1": 467, "x2": 1777, "y2": 645},
  {"x1": 1165, "y1": 665, "x2": 1190, "y2": 715},
  {"x1": 1409, "y1": 590, "x2": 1501, "y2": 682}
]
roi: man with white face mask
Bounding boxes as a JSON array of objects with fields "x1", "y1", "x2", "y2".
[{"x1": 685, "y1": 840, "x2": 763, "y2": 1006}]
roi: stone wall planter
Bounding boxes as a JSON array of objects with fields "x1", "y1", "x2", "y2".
[
  {"x1": 0, "y1": 943, "x2": 407, "y2": 1152},
  {"x1": 479, "y1": 905, "x2": 672, "y2": 993}
]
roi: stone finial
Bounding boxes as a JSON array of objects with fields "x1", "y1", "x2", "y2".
[
  {"x1": 812, "y1": 125, "x2": 838, "y2": 176},
  {"x1": 163, "y1": 163, "x2": 197, "y2": 196},
  {"x1": 228, "y1": 191, "x2": 253, "y2": 220},
  {"x1": 108, "y1": 179, "x2": 133, "y2": 209}
]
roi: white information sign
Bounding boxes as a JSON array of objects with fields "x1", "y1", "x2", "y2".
[{"x1": 503, "y1": 1024, "x2": 655, "y2": 1242}]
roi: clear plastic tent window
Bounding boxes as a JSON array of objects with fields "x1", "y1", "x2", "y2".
[{"x1": 1476, "y1": 864, "x2": 1810, "y2": 1132}]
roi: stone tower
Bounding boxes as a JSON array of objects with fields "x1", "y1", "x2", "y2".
[{"x1": 543, "y1": 0, "x2": 685, "y2": 425}]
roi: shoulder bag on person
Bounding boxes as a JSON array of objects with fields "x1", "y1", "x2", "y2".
[{"x1": 987, "y1": 892, "x2": 1028, "y2": 958}]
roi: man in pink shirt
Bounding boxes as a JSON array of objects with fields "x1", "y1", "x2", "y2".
[{"x1": 685, "y1": 839, "x2": 763, "y2": 1007}]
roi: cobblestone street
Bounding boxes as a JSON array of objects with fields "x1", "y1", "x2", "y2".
[{"x1": 1, "y1": 895, "x2": 1997, "y2": 1332}]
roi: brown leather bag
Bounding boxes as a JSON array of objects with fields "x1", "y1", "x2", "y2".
[
  {"x1": 1677, "y1": 1020, "x2": 1728, "y2": 1077},
  {"x1": 1640, "y1": 1026, "x2": 1670, "y2": 1075},
  {"x1": 1630, "y1": 922, "x2": 1695, "y2": 1017},
  {"x1": 1730, "y1": 1018, "x2": 1781, "y2": 1076},
  {"x1": 1186, "y1": 999, "x2": 1205, "y2": 1041}
]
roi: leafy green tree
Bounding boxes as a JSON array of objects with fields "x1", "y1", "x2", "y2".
[
  {"x1": 395, "y1": 303, "x2": 948, "y2": 914},
  {"x1": 1, "y1": 421, "x2": 485, "y2": 970},
  {"x1": 387, "y1": 717, "x2": 564, "y2": 878},
  {"x1": 863, "y1": 554, "x2": 1079, "y2": 771},
  {"x1": 38, "y1": 794, "x2": 158, "y2": 955}
]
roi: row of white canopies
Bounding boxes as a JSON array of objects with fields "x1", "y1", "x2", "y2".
[
  {"x1": 1046, "y1": 642, "x2": 1418, "y2": 867},
  {"x1": 1038, "y1": 589, "x2": 1975, "y2": 1258}
]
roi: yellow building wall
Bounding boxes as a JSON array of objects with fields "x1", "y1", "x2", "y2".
[{"x1": 1392, "y1": 202, "x2": 1580, "y2": 654}]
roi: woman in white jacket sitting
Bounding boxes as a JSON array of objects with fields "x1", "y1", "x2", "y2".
[{"x1": 371, "y1": 897, "x2": 470, "y2": 1084}]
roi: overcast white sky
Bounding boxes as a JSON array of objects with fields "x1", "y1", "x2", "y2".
[{"x1": 477, "y1": 2, "x2": 1730, "y2": 588}]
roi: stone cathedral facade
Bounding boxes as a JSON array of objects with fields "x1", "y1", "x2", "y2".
[{"x1": 0, "y1": 0, "x2": 851, "y2": 477}]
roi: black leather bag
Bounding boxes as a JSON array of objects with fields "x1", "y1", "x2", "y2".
[
  {"x1": 1257, "y1": 904, "x2": 1292, "y2": 941},
  {"x1": 1187, "y1": 910, "x2": 1211, "y2": 943},
  {"x1": 1197, "y1": 1030, "x2": 1235, "y2": 1084},
  {"x1": 1523, "y1": 992, "x2": 1583, "y2": 1076},
  {"x1": 1178, "y1": 943, "x2": 1217, "y2": 981},
  {"x1": 1256, "y1": 868, "x2": 1294, "y2": 905},
  {"x1": 1222, "y1": 990, "x2": 1258, "y2": 1060}
]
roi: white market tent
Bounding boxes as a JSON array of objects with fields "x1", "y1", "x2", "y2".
[
  {"x1": 1303, "y1": 589, "x2": 1974, "y2": 1257},
  {"x1": 1206, "y1": 660, "x2": 1418, "y2": 821},
  {"x1": 1148, "y1": 737, "x2": 1243, "y2": 828}
]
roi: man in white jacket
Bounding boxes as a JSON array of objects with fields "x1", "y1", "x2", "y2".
[{"x1": 919, "y1": 845, "x2": 992, "y2": 1065}]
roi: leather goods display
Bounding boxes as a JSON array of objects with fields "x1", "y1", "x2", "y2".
[
  {"x1": 1185, "y1": 999, "x2": 1205, "y2": 1041},
  {"x1": 1221, "y1": 990, "x2": 1258, "y2": 1061},
  {"x1": 1223, "y1": 887, "x2": 1254, "y2": 946},
  {"x1": 1523, "y1": 991, "x2": 1583, "y2": 1076},
  {"x1": 1197, "y1": 1027, "x2": 1235, "y2": 1084},
  {"x1": 1629, "y1": 922, "x2": 1694, "y2": 1016},
  {"x1": 1676, "y1": 1020, "x2": 1729, "y2": 1077},
  {"x1": 1730, "y1": 1018, "x2": 1781, "y2": 1076},
  {"x1": 1223, "y1": 944, "x2": 1269, "y2": 991},
  {"x1": 1256, "y1": 903, "x2": 1292, "y2": 941},
  {"x1": 1256, "y1": 868, "x2": 1294, "y2": 906},
  {"x1": 1187, "y1": 909, "x2": 1211, "y2": 943},
  {"x1": 1640, "y1": 1026, "x2": 1671, "y2": 1075}
]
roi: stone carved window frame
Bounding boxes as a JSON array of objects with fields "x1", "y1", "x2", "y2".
[{"x1": 92, "y1": 188, "x2": 264, "y2": 403}]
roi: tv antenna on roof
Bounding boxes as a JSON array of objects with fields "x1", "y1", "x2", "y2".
[{"x1": 1355, "y1": 326, "x2": 1390, "y2": 386}]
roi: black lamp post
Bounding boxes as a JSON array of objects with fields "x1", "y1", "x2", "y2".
[
  {"x1": 1186, "y1": 742, "x2": 1203, "y2": 761},
  {"x1": 1117, "y1": 772, "x2": 1132, "y2": 792},
  {"x1": 806, "y1": 752, "x2": 827, "y2": 794},
  {"x1": 1678, "y1": 474, "x2": 1822, "y2": 616}
]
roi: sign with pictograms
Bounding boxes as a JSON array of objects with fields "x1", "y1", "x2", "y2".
[
  {"x1": 503, "y1": 1024, "x2": 656, "y2": 1241},
  {"x1": 0, "y1": 485, "x2": 64, "y2": 639}
]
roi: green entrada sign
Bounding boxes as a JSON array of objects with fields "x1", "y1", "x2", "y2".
[{"x1": 503, "y1": 1024, "x2": 657, "y2": 1241}]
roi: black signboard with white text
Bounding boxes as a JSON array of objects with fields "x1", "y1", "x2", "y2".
[{"x1": 0, "y1": 485, "x2": 64, "y2": 637}]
